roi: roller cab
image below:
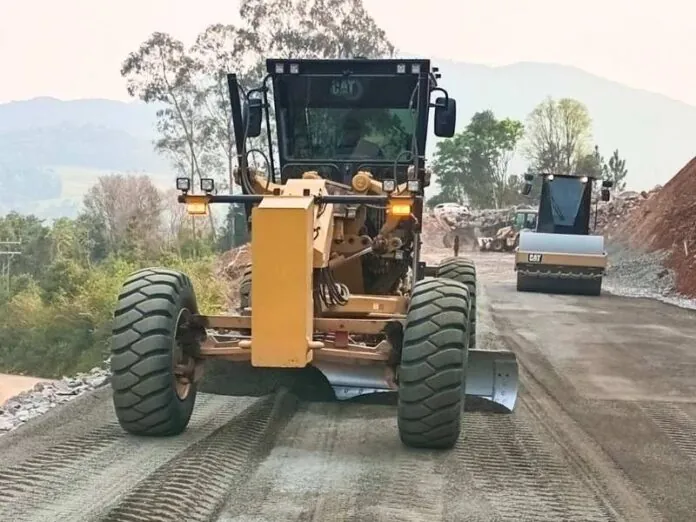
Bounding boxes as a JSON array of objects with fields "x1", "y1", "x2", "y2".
[{"x1": 515, "y1": 173, "x2": 613, "y2": 296}]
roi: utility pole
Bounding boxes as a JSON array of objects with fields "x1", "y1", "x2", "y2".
[{"x1": 0, "y1": 240, "x2": 21, "y2": 294}]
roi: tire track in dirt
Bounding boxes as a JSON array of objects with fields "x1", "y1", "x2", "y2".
[
  {"x1": 640, "y1": 402, "x2": 696, "y2": 462},
  {"x1": 472, "y1": 278, "x2": 661, "y2": 522},
  {"x1": 218, "y1": 400, "x2": 451, "y2": 522},
  {"x1": 98, "y1": 389, "x2": 297, "y2": 522},
  {"x1": 3, "y1": 394, "x2": 259, "y2": 522},
  {"x1": 449, "y1": 405, "x2": 615, "y2": 522},
  {"x1": 219, "y1": 401, "x2": 375, "y2": 521},
  {"x1": 0, "y1": 424, "x2": 124, "y2": 506}
]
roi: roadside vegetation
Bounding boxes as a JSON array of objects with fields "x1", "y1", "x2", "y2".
[{"x1": 0, "y1": 175, "x2": 234, "y2": 377}]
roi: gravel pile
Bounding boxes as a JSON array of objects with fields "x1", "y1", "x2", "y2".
[
  {"x1": 0, "y1": 362, "x2": 111, "y2": 435},
  {"x1": 435, "y1": 205, "x2": 535, "y2": 233},
  {"x1": 604, "y1": 242, "x2": 696, "y2": 309}
]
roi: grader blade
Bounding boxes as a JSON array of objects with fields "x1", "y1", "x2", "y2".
[
  {"x1": 313, "y1": 348, "x2": 519, "y2": 412},
  {"x1": 465, "y1": 348, "x2": 518, "y2": 413}
]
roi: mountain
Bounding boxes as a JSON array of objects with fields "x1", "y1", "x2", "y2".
[
  {"x1": 1, "y1": 61, "x2": 695, "y2": 220},
  {"x1": 0, "y1": 97, "x2": 171, "y2": 219}
]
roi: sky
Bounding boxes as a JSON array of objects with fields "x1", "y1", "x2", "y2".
[{"x1": 1, "y1": 0, "x2": 695, "y2": 105}]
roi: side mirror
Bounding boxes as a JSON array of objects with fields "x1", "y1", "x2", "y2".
[
  {"x1": 523, "y1": 173, "x2": 535, "y2": 182},
  {"x1": 245, "y1": 97, "x2": 263, "y2": 138},
  {"x1": 434, "y1": 97, "x2": 456, "y2": 137},
  {"x1": 602, "y1": 179, "x2": 614, "y2": 189},
  {"x1": 521, "y1": 182, "x2": 533, "y2": 196},
  {"x1": 601, "y1": 188, "x2": 611, "y2": 202}
]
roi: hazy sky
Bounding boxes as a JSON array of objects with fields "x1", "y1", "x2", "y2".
[{"x1": 1, "y1": 0, "x2": 695, "y2": 105}]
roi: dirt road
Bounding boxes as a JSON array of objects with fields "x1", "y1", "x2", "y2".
[
  {"x1": 0, "y1": 250, "x2": 694, "y2": 521},
  {"x1": 0, "y1": 374, "x2": 50, "y2": 404}
]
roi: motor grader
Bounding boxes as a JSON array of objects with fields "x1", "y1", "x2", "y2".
[
  {"x1": 515, "y1": 172, "x2": 613, "y2": 296},
  {"x1": 109, "y1": 58, "x2": 519, "y2": 450}
]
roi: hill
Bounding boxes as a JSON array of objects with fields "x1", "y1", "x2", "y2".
[{"x1": 1, "y1": 61, "x2": 695, "y2": 219}]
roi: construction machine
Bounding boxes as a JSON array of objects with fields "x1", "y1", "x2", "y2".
[
  {"x1": 109, "y1": 58, "x2": 519, "y2": 450},
  {"x1": 477, "y1": 208, "x2": 537, "y2": 252},
  {"x1": 515, "y1": 172, "x2": 613, "y2": 296}
]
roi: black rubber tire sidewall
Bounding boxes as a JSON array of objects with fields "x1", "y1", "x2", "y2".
[
  {"x1": 397, "y1": 277, "x2": 470, "y2": 449},
  {"x1": 110, "y1": 268, "x2": 199, "y2": 436}
]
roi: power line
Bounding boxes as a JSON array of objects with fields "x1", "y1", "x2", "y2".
[{"x1": 0, "y1": 240, "x2": 22, "y2": 293}]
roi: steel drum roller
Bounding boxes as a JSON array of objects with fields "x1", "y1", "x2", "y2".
[{"x1": 518, "y1": 230, "x2": 605, "y2": 256}]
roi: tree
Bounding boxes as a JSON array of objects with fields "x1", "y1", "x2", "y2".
[
  {"x1": 576, "y1": 144, "x2": 608, "y2": 200},
  {"x1": 523, "y1": 97, "x2": 592, "y2": 176},
  {"x1": 576, "y1": 145, "x2": 628, "y2": 197},
  {"x1": 120, "y1": 33, "x2": 217, "y2": 239},
  {"x1": 81, "y1": 174, "x2": 164, "y2": 259},
  {"x1": 238, "y1": 0, "x2": 395, "y2": 59},
  {"x1": 121, "y1": 33, "x2": 202, "y2": 184},
  {"x1": 607, "y1": 149, "x2": 628, "y2": 192},
  {"x1": 123, "y1": 0, "x2": 395, "y2": 251},
  {"x1": 432, "y1": 111, "x2": 524, "y2": 209}
]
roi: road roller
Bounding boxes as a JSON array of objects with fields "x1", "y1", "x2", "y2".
[{"x1": 515, "y1": 172, "x2": 613, "y2": 296}]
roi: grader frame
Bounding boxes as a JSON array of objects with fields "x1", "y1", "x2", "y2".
[{"x1": 109, "y1": 58, "x2": 519, "y2": 450}]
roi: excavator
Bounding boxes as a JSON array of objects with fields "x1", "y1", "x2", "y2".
[
  {"x1": 108, "y1": 58, "x2": 519, "y2": 450},
  {"x1": 515, "y1": 172, "x2": 613, "y2": 295}
]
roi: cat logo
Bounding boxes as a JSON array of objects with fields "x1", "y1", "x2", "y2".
[
  {"x1": 527, "y1": 253, "x2": 543, "y2": 263},
  {"x1": 330, "y1": 79, "x2": 363, "y2": 101}
]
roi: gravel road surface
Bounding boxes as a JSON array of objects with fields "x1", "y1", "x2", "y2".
[{"x1": 0, "y1": 250, "x2": 694, "y2": 521}]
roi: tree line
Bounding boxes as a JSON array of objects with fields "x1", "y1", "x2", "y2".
[
  {"x1": 0, "y1": 174, "x2": 234, "y2": 378},
  {"x1": 428, "y1": 97, "x2": 629, "y2": 209}
]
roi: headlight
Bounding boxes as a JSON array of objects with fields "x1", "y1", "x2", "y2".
[
  {"x1": 200, "y1": 178, "x2": 215, "y2": 193},
  {"x1": 383, "y1": 179, "x2": 396, "y2": 192},
  {"x1": 407, "y1": 180, "x2": 420, "y2": 192},
  {"x1": 176, "y1": 177, "x2": 191, "y2": 192}
]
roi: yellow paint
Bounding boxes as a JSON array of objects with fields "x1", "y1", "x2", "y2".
[
  {"x1": 184, "y1": 194, "x2": 210, "y2": 216},
  {"x1": 251, "y1": 195, "x2": 314, "y2": 367},
  {"x1": 281, "y1": 178, "x2": 334, "y2": 268},
  {"x1": 515, "y1": 250, "x2": 607, "y2": 268}
]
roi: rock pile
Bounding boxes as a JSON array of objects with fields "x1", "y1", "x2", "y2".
[
  {"x1": 434, "y1": 205, "x2": 532, "y2": 233},
  {"x1": 0, "y1": 364, "x2": 111, "y2": 435},
  {"x1": 595, "y1": 187, "x2": 662, "y2": 234}
]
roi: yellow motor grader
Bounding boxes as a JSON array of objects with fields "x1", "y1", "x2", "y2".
[{"x1": 109, "y1": 58, "x2": 519, "y2": 449}]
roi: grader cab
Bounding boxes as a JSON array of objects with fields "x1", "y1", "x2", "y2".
[{"x1": 109, "y1": 58, "x2": 519, "y2": 450}]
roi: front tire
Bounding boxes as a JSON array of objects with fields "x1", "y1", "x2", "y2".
[
  {"x1": 397, "y1": 277, "x2": 470, "y2": 449},
  {"x1": 437, "y1": 257, "x2": 477, "y2": 349},
  {"x1": 110, "y1": 268, "x2": 200, "y2": 436}
]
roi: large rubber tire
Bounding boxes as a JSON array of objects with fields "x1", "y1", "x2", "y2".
[
  {"x1": 437, "y1": 257, "x2": 477, "y2": 349},
  {"x1": 397, "y1": 277, "x2": 470, "y2": 449},
  {"x1": 110, "y1": 268, "x2": 199, "y2": 436}
]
